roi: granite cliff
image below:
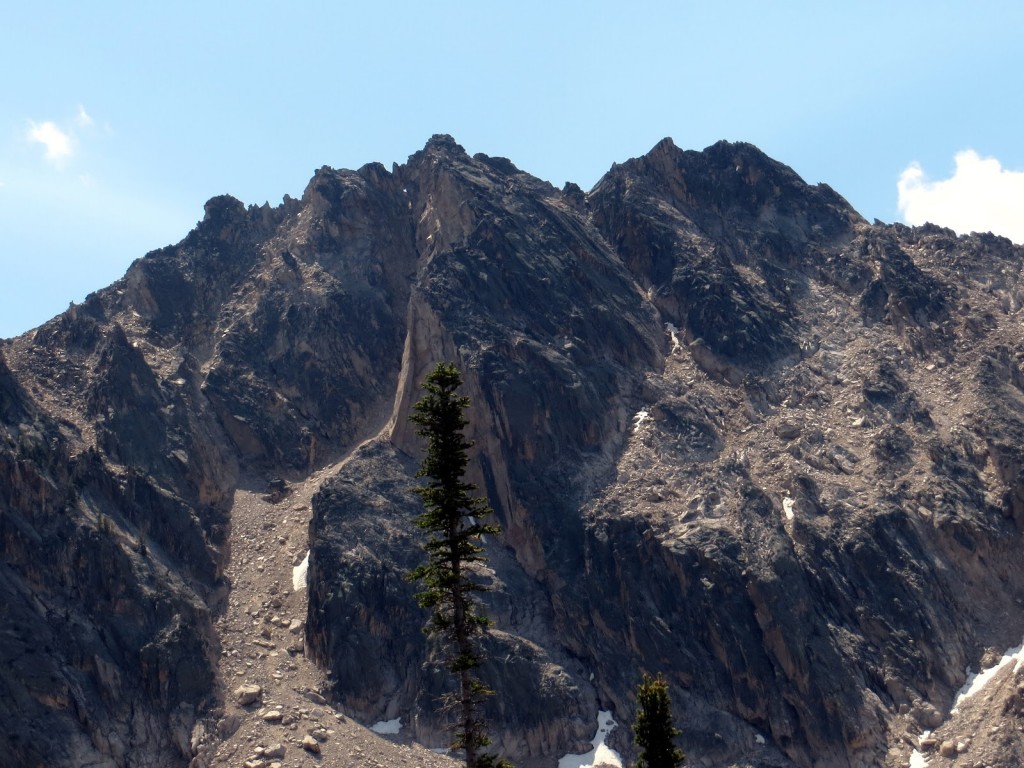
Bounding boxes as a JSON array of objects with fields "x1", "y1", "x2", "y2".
[{"x1": 2, "y1": 135, "x2": 1024, "y2": 767}]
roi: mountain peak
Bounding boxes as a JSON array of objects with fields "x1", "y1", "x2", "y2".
[
  {"x1": 422, "y1": 133, "x2": 467, "y2": 156},
  {"x1": 648, "y1": 135, "x2": 677, "y2": 155},
  {"x1": 202, "y1": 193, "x2": 245, "y2": 222},
  {"x1": 593, "y1": 134, "x2": 863, "y2": 239}
]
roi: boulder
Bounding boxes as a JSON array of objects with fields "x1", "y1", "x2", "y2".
[{"x1": 235, "y1": 684, "x2": 263, "y2": 706}]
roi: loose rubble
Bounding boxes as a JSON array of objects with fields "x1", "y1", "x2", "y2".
[{"x1": 191, "y1": 476, "x2": 459, "y2": 768}]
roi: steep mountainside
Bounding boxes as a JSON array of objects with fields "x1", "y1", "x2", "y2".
[{"x1": 2, "y1": 135, "x2": 1024, "y2": 768}]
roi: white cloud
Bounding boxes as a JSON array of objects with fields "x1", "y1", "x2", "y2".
[
  {"x1": 898, "y1": 150, "x2": 1024, "y2": 244},
  {"x1": 76, "y1": 105, "x2": 93, "y2": 127},
  {"x1": 27, "y1": 120, "x2": 73, "y2": 164}
]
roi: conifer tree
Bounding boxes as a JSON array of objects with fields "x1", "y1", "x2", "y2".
[
  {"x1": 408, "y1": 362, "x2": 507, "y2": 768},
  {"x1": 633, "y1": 673, "x2": 685, "y2": 768}
]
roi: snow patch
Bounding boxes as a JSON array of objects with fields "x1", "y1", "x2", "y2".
[
  {"x1": 783, "y1": 497, "x2": 795, "y2": 520},
  {"x1": 665, "y1": 323, "x2": 682, "y2": 353},
  {"x1": 909, "y1": 730, "x2": 932, "y2": 767},
  {"x1": 633, "y1": 410, "x2": 650, "y2": 433},
  {"x1": 952, "y1": 638, "x2": 1024, "y2": 713},
  {"x1": 469, "y1": 515, "x2": 486, "y2": 543},
  {"x1": 370, "y1": 717, "x2": 402, "y2": 735},
  {"x1": 755, "y1": 733, "x2": 765, "y2": 745},
  {"x1": 558, "y1": 710, "x2": 622, "y2": 768},
  {"x1": 292, "y1": 550, "x2": 309, "y2": 592}
]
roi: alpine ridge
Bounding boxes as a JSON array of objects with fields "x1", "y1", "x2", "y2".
[{"x1": 3, "y1": 135, "x2": 1024, "y2": 768}]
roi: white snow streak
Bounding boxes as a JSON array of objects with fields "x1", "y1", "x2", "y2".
[
  {"x1": 665, "y1": 323, "x2": 682, "y2": 353},
  {"x1": 907, "y1": 640, "x2": 1024, "y2": 766},
  {"x1": 558, "y1": 710, "x2": 622, "y2": 768},
  {"x1": 909, "y1": 729, "x2": 932, "y2": 767},
  {"x1": 633, "y1": 410, "x2": 649, "y2": 433},
  {"x1": 952, "y1": 639, "x2": 1024, "y2": 713},
  {"x1": 783, "y1": 497, "x2": 795, "y2": 520},
  {"x1": 292, "y1": 550, "x2": 309, "y2": 591}
]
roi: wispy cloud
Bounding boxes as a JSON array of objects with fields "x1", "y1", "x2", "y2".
[
  {"x1": 898, "y1": 150, "x2": 1024, "y2": 244},
  {"x1": 76, "y1": 105, "x2": 93, "y2": 127},
  {"x1": 27, "y1": 120, "x2": 74, "y2": 164}
]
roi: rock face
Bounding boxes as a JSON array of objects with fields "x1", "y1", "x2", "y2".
[{"x1": 3, "y1": 134, "x2": 1024, "y2": 767}]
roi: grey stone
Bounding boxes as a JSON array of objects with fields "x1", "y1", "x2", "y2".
[
  {"x1": 264, "y1": 744, "x2": 286, "y2": 759},
  {"x1": 235, "y1": 684, "x2": 262, "y2": 706}
]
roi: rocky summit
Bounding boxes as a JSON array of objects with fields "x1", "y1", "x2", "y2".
[{"x1": 3, "y1": 135, "x2": 1024, "y2": 768}]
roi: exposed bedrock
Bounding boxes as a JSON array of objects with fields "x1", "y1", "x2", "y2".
[{"x1": 4, "y1": 135, "x2": 1024, "y2": 767}]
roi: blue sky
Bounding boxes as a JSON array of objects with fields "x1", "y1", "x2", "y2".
[{"x1": 2, "y1": 1, "x2": 1022, "y2": 338}]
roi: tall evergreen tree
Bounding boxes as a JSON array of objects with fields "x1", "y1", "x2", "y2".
[
  {"x1": 633, "y1": 673, "x2": 685, "y2": 768},
  {"x1": 408, "y1": 362, "x2": 506, "y2": 768}
]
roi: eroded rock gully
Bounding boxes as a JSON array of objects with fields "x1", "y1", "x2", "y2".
[
  {"x1": 195, "y1": 471, "x2": 459, "y2": 768},
  {"x1": 3, "y1": 134, "x2": 1024, "y2": 767}
]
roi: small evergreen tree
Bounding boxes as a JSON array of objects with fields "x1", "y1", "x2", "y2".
[
  {"x1": 408, "y1": 362, "x2": 507, "y2": 768},
  {"x1": 633, "y1": 673, "x2": 685, "y2": 768}
]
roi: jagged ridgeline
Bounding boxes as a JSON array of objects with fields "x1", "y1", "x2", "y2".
[{"x1": 3, "y1": 134, "x2": 1024, "y2": 768}]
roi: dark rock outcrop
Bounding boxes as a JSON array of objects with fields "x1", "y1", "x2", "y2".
[{"x1": 0, "y1": 348, "x2": 220, "y2": 767}]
